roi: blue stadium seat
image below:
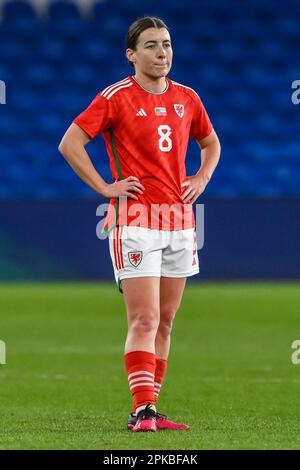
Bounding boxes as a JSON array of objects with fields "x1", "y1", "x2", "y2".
[
  {"x1": 0, "y1": 40, "x2": 28, "y2": 62},
  {"x1": 79, "y1": 40, "x2": 113, "y2": 62},
  {"x1": 36, "y1": 38, "x2": 67, "y2": 61},
  {"x1": 93, "y1": 0, "x2": 169, "y2": 21},
  {"x1": 22, "y1": 63, "x2": 57, "y2": 83},
  {"x1": 48, "y1": 1, "x2": 81, "y2": 20},
  {"x1": 3, "y1": 0, "x2": 36, "y2": 22}
]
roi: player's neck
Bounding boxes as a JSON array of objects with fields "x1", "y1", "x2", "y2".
[{"x1": 132, "y1": 74, "x2": 167, "y2": 93}]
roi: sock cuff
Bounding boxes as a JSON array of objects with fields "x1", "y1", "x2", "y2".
[
  {"x1": 155, "y1": 357, "x2": 167, "y2": 375},
  {"x1": 125, "y1": 350, "x2": 156, "y2": 368}
]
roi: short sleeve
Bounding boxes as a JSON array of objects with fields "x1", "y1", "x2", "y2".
[
  {"x1": 73, "y1": 93, "x2": 115, "y2": 138},
  {"x1": 190, "y1": 93, "x2": 213, "y2": 141}
]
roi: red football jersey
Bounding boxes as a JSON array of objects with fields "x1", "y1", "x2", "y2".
[{"x1": 73, "y1": 76, "x2": 213, "y2": 231}]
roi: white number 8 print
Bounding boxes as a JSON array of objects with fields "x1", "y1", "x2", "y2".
[{"x1": 158, "y1": 125, "x2": 172, "y2": 152}]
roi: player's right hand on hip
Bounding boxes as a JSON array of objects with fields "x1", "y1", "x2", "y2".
[{"x1": 102, "y1": 176, "x2": 145, "y2": 200}]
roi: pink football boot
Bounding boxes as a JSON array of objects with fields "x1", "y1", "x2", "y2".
[{"x1": 132, "y1": 404, "x2": 157, "y2": 432}]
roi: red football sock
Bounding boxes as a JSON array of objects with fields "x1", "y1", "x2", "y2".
[
  {"x1": 154, "y1": 357, "x2": 167, "y2": 403},
  {"x1": 125, "y1": 350, "x2": 156, "y2": 413}
]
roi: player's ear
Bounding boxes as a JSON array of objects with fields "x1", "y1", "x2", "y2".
[{"x1": 126, "y1": 48, "x2": 136, "y2": 64}]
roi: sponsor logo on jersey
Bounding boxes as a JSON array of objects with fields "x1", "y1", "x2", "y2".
[
  {"x1": 128, "y1": 251, "x2": 143, "y2": 267},
  {"x1": 155, "y1": 107, "x2": 167, "y2": 116},
  {"x1": 174, "y1": 104, "x2": 184, "y2": 118},
  {"x1": 136, "y1": 108, "x2": 147, "y2": 116}
]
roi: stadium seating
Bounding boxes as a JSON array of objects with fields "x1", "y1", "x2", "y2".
[{"x1": 0, "y1": 0, "x2": 299, "y2": 198}]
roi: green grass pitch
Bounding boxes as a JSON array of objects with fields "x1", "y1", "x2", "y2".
[{"x1": 0, "y1": 282, "x2": 300, "y2": 450}]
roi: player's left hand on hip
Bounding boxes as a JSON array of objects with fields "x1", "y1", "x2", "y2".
[{"x1": 181, "y1": 175, "x2": 207, "y2": 204}]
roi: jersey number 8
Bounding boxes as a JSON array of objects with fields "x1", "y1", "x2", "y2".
[{"x1": 158, "y1": 125, "x2": 172, "y2": 152}]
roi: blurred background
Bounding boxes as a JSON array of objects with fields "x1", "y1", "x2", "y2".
[{"x1": 0, "y1": 0, "x2": 300, "y2": 281}]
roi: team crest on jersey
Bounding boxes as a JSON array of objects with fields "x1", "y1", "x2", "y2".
[
  {"x1": 128, "y1": 251, "x2": 143, "y2": 267},
  {"x1": 174, "y1": 104, "x2": 184, "y2": 118}
]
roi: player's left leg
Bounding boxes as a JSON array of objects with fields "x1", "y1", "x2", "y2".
[
  {"x1": 154, "y1": 228, "x2": 198, "y2": 410},
  {"x1": 153, "y1": 277, "x2": 190, "y2": 430},
  {"x1": 155, "y1": 276, "x2": 186, "y2": 361}
]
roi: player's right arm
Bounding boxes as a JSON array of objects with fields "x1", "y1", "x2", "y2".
[{"x1": 58, "y1": 123, "x2": 144, "y2": 200}]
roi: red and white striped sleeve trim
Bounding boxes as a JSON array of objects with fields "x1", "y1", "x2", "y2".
[{"x1": 100, "y1": 78, "x2": 133, "y2": 100}]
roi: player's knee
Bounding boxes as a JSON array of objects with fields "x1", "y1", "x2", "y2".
[
  {"x1": 158, "y1": 313, "x2": 175, "y2": 338},
  {"x1": 130, "y1": 309, "x2": 159, "y2": 335}
]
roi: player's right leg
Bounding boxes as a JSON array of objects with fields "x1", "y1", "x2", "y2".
[
  {"x1": 122, "y1": 276, "x2": 160, "y2": 432},
  {"x1": 122, "y1": 276, "x2": 160, "y2": 354}
]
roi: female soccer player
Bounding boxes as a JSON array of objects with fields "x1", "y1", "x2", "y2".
[{"x1": 59, "y1": 16, "x2": 220, "y2": 432}]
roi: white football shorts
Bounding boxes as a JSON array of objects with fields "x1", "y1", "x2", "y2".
[{"x1": 108, "y1": 226, "x2": 199, "y2": 291}]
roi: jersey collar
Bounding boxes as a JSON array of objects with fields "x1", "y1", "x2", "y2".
[{"x1": 130, "y1": 76, "x2": 170, "y2": 95}]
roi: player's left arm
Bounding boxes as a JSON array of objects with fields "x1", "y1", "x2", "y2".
[{"x1": 181, "y1": 129, "x2": 221, "y2": 204}]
